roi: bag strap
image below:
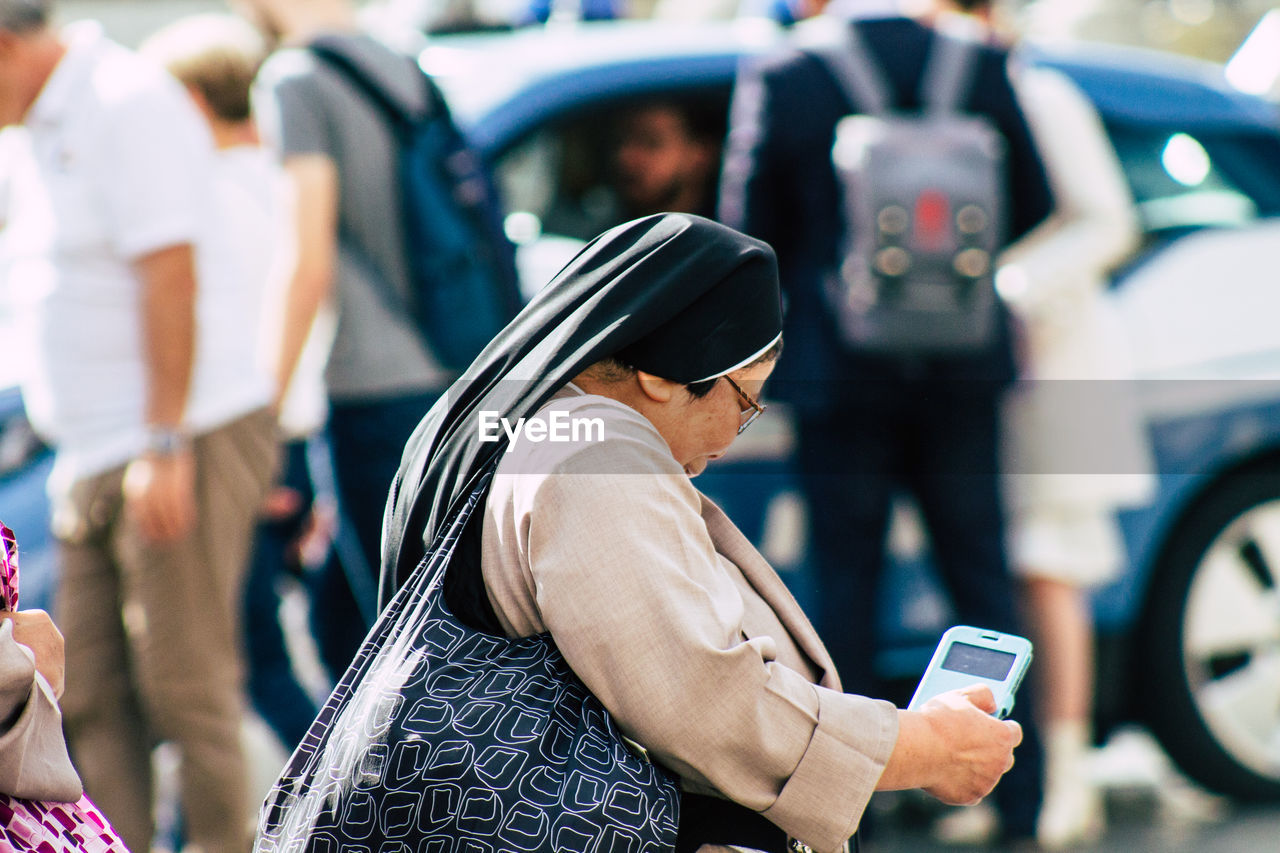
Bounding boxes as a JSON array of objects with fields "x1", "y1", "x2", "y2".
[
  {"x1": 264, "y1": 464, "x2": 494, "y2": 823},
  {"x1": 794, "y1": 16, "x2": 890, "y2": 116},
  {"x1": 305, "y1": 40, "x2": 439, "y2": 349},
  {"x1": 307, "y1": 38, "x2": 432, "y2": 131},
  {"x1": 797, "y1": 16, "x2": 983, "y2": 119},
  {"x1": 921, "y1": 31, "x2": 982, "y2": 117}
]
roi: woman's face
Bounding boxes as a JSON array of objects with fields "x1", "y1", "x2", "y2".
[{"x1": 656, "y1": 359, "x2": 776, "y2": 478}]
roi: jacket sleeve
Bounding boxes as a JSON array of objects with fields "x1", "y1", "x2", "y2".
[
  {"x1": 0, "y1": 619, "x2": 83, "y2": 802},
  {"x1": 495, "y1": 412, "x2": 898, "y2": 852},
  {"x1": 718, "y1": 53, "x2": 775, "y2": 239},
  {"x1": 997, "y1": 65, "x2": 1140, "y2": 315},
  {"x1": 719, "y1": 50, "x2": 833, "y2": 268}
]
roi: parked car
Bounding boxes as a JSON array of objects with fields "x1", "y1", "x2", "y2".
[
  {"x1": 1, "y1": 15, "x2": 1276, "y2": 804},
  {"x1": 0, "y1": 382, "x2": 55, "y2": 611},
  {"x1": 419, "y1": 18, "x2": 1280, "y2": 801}
]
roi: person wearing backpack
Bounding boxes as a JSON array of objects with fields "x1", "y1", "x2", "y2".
[
  {"x1": 243, "y1": 0, "x2": 521, "y2": 680},
  {"x1": 719, "y1": 0, "x2": 1053, "y2": 845}
]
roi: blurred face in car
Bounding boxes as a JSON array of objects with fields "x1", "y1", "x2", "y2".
[{"x1": 612, "y1": 104, "x2": 719, "y2": 218}]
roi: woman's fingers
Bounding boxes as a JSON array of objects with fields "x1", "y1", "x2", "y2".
[{"x1": 957, "y1": 683, "x2": 998, "y2": 715}]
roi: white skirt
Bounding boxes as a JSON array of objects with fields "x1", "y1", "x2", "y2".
[
  {"x1": 1002, "y1": 289, "x2": 1156, "y2": 515},
  {"x1": 1007, "y1": 504, "x2": 1127, "y2": 587}
]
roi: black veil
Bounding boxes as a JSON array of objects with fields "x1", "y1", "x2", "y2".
[{"x1": 379, "y1": 213, "x2": 783, "y2": 605}]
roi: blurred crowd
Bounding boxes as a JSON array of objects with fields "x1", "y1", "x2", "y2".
[{"x1": 0, "y1": 0, "x2": 1197, "y2": 851}]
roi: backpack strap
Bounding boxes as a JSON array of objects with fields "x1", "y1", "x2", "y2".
[
  {"x1": 793, "y1": 15, "x2": 891, "y2": 116},
  {"x1": 307, "y1": 38, "x2": 432, "y2": 131},
  {"x1": 920, "y1": 31, "x2": 982, "y2": 116},
  {"x1": 304, "y1": 41, "x2": 441, "y2": 364}
]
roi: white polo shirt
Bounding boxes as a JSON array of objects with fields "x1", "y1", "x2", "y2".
[
  {"x1": 3, "y1": 22, "x2": 273, "y2": 491},
  {"x1": 215, "y1": 143, "x2": 331, "y2": 440}
]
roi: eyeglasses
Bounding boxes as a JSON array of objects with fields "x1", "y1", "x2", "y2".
[{"x1": 723, "y1": 375, "x2": 766, "y2": 435}]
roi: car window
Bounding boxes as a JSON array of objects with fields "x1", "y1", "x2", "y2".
[
  {"x1": 493, "y1": 90, "x2": 732, "y2": 247},
  {"x1": 497, "y1": 117, "x2": 620, "y2": 245},
  {"x1": 1104, "y1": 122, "x2": 1280, "y2": 236}
]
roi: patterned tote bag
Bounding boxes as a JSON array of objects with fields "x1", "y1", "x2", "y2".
[
  {"x1": 256, "y1": 471, "x2": 681, "y2": 852},
  {"x1": 0, "y1": 522, "x2": 130, "y2": 853}
]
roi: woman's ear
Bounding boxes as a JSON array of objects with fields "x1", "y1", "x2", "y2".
[{"x1": 635, "y1": 371, "x2": 678, "y2": 404}]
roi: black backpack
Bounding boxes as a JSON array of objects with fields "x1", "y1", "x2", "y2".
[{"x1": 310, "y1": 40, "x2": 523, "y2": 372}]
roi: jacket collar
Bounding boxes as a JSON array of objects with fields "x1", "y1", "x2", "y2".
[{"x1": 27, "y1": 21, "x2": 106, "y2": 128}]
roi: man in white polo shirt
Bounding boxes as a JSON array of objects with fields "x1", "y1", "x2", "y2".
[{"x1": 0, "y1": 2, "x2": 278, "y2": 850}]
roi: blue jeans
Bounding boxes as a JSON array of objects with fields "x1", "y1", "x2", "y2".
[{"x1": 243, "y1": 440, "x2": 322, "y2": 752}]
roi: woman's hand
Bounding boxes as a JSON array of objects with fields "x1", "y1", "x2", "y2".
[
  {"x1": 877, "y1": 684, "x2": 1022, "y2": 805},
  {"x1": 1, "y1": 610, "x2": 66, "y2": 700}
]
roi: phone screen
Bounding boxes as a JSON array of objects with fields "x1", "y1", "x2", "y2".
[{"x1": 940, "y1": 642, "x2": 1016, "y2": 681}]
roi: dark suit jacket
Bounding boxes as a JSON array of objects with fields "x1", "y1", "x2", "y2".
[{"x1": 719, "y1": 15, "x2": 1053, "y2": 415}]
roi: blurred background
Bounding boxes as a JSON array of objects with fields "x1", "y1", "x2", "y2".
[
  {"x1": 3, "y1": 1, "x2": 1279, "y2": 851},
  {"x1": 49, "y1": 0, "x2": 1280, "y2": 62}
]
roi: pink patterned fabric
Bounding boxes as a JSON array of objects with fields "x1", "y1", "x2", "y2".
[
  {"x1": 1, "y1": 521, "x2": 18, "y2": 611},
  {"x1": 0, "y1": 522, "x2": 130, "y2": 852},
  {"x1": 0, "y1": 794, "x2": 131, "y2": 852}
]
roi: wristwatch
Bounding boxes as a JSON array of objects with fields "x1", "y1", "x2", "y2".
[{"x1": 145, "y1": 426, "x2": 190, "y2": 456}]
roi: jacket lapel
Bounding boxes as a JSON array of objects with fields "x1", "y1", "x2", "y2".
[{"x1": 698, "y1": 492, "x2": 844, "y2": 692}]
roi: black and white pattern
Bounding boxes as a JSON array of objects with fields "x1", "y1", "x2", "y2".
[{"x1": 256, "y1": 475, "x2": 680, "y2": 852}]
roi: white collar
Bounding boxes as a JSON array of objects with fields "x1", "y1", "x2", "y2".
[
  {"x1": 27, "y1": 21, "x2": 108, "y2": 128},
  {"x1": 689, "y1": 332, "x2": 783, "y2": 384}
]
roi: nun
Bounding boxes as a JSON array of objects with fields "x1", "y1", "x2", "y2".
[{"x1": 260, "y1": 214, "x2": 1022, "y2": 853}]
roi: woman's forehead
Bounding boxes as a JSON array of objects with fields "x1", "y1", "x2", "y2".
[{"x1": 731, "y1": 358, "x2": 777, "y2": 382}]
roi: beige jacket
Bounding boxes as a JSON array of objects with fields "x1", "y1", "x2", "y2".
[{"x1": 481, "y1": 386, "x2": 898, "y2": 853}]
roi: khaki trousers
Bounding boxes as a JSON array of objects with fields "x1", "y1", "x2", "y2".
[{"x1": 54, "y1": 409, "x2": 279, "y2": 853}]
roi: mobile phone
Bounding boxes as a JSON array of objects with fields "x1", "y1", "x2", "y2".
[{"x1": 907, "y1": 625, "x2": 1033, "y2": 719}]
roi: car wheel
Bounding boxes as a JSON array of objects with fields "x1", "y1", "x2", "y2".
[{"x1": 1140, "y1": 465, "x2": 1280, "y2": 801}]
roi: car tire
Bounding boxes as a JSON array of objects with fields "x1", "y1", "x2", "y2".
[{"x1": 1139, "y1": 464, "x2": 1280, "y2": 801}]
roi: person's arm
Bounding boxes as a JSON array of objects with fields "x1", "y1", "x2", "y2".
[
  {"x1": 122, "y1": 243, "x2": 197, "y2": 543},
  {"x1": 1, "y1": 610, "x2": 64, "y2": 700},
  {"x1": 496, "y1": 428, "x2": 882, "y2": 850},
  {"x1": 718, "y1": 52, "x2": 787, "y2": 249},
  {"x1": 273, "y1": 154, "x2": 339, "y2": 407},
  {"x1": 997, "y1": 66, "x2": 1140, "y2": 313},
  {"x1": 252, "y1": 57, "x2": 342, "y2": 408},
  {"x1": 494, "y1": 407, "x2": 1019, "y2": 851},
  {"x1": 0, "y1": 612, "x2": 82, "y2": 801},
  {"x1": 719, "y1": 46, "x2": 852, "y2": 310},
  {"x1": 97, "y1": 74, "x2": 215, "y2": 543}
]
